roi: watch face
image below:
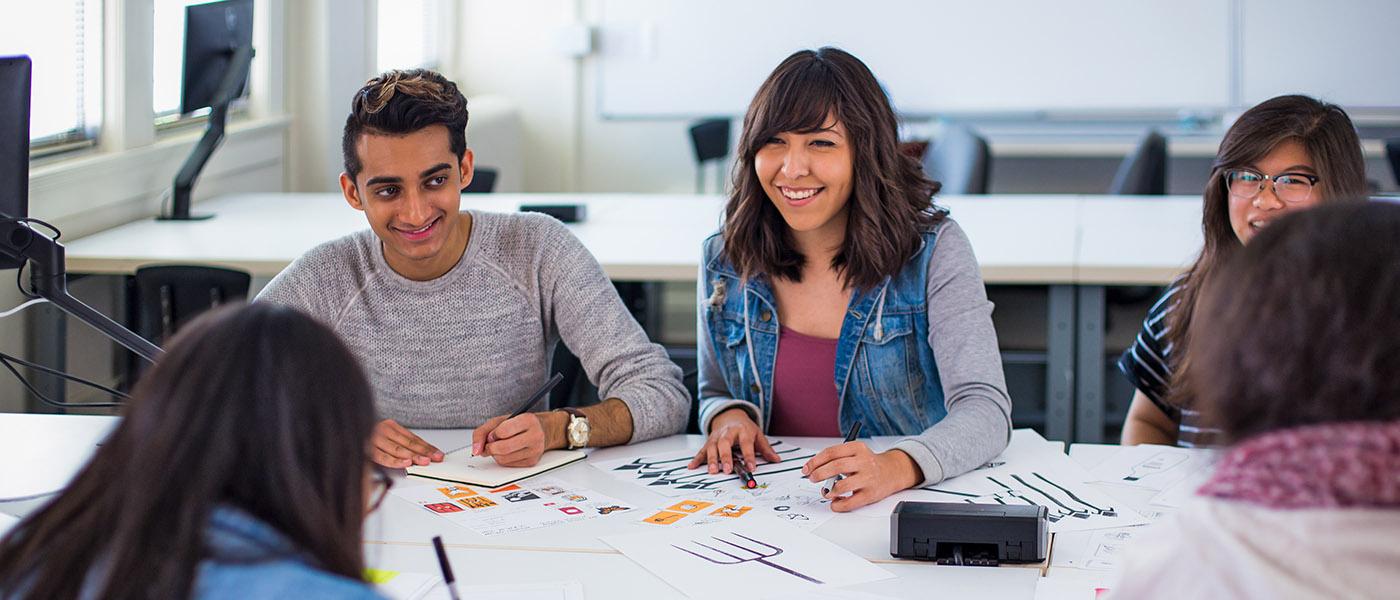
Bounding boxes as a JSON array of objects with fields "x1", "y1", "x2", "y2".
[{"x1": 568, "y1": 416, "x2": 591, "y2": 446}]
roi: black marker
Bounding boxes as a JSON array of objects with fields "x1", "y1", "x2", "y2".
[
  {"x1": 432, "y1": 535, "x2": 462, "y2": 600},
  {"x1": 509, "y1": 372, "x2": 565, "y2": 418},
  {"x1": 821, "y1": 421, "x2": 863, "y2": 497},
  {"x1": 736, "y1": 459, "x2": 758, "y2": 489}
]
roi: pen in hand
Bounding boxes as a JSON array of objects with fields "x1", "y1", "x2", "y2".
[
  {"x1": 474, "y1": 372, "x2": 565, "y2": 455},
  {"x1": 821, "y1": 421, "x2": 863, "y2": 497},
  {"x1": 432, "y1": 535, "x2": 462, "y2": 600}
]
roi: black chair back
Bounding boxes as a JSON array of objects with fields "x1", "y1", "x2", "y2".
[
  {"x1": 463, "y1": 167, "x2": 498, "y2": 194},
  {"x1": 689, "y1": 118, "x2": 731, "y2": 193},
  {"x1": 1385, "y1": 138, "x2": 1400, "y2": 189},
  {"x1": 1109, "y1": 130, "x2": 1168, "y2": 195},
  {"x1": 922, "y1": 124, "x2": 992, "y2": 194},
  {"x1": 133, "y1": 265, "x2": 251, "y2": 345}
]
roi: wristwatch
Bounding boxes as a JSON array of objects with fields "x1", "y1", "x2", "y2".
[{"x1": 560, "y1": 407, "x2": 591, "y2": 450}]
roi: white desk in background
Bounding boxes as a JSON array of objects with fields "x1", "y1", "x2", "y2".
[{"x1": 48, "y1": 192, "x2": 1201, "y2": 443}]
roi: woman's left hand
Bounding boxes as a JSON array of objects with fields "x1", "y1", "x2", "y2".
[{"x1": 802, "y1": 442, "x2": 923, "y2": 512}]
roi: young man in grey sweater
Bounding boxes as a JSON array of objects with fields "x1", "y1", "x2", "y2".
[{"x1": 257, "y1": 70, "x2": 688, "y2": 469}]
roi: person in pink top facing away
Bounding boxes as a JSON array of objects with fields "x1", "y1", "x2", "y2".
[{"x1": 1108, "y1": 202, "x2": 1400, "y2": 600}]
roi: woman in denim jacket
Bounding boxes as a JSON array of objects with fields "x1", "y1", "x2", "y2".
[
  {"x1": 0, "y1": 304, "x2": 386, "y2": 599},
  {"x1": 690, "y1": 48, "x2": 1012, "y2": 511}
]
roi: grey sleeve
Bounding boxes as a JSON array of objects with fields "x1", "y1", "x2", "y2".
[
  {"x1": 696, "y1": 260, "x2": 761, "y2": 435},
  {"x1": 538, "y1": 220, "x2": 689, "y2": 443},
  {"x1": 255, "y1": 257, "x2": 325, "y2": 316},
  {"x1": 891, "y1": 219, "x2": 1012, "y2": 486}
]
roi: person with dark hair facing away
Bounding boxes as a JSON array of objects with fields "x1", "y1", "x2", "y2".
[
  {"x1": 1119, "y1": 94, "x2": 1369, "y2": 447},
  {"x1": 257, "y1": 69, "x2": 688, "y2": 469},
  {"x1": 690, "y1": 48, "x2": 1012, "y2": 511},
  {"x1": 0, "y1": 303, "x2": 387, "y2": 599},
  {"x1": 1107, "y1": 202, "x2": 1400, "y2": 599}
]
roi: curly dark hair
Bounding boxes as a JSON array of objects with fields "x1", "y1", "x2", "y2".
[
  {"x1": 341, "y1": 68, "x2": 469, "y2": 180},
  {"x1": 1188, "y1": 201, "x2": 1400, "y2": 443},
  {"x1": 722, "y1": 47, "x2": 943, "y2": 290}
]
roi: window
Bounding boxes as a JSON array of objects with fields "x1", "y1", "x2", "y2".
[
  {"x1": 376, "y1": 0, "x2": 443, "y2": 73},
  {"x1": 0, "y1": 0, "x2": 103, "y2": 150}
]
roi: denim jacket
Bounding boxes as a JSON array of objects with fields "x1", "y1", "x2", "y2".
[
  {"x1": 191, "y1": 506, "x2": 383, "y2": 600},
  {"x1": 697, "y1": 228, "x2": 946, "y2": 438},
  {"x1": 697, "y1": 216, "x2": 1013, "y2": 485}
]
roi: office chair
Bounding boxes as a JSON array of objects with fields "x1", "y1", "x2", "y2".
[
  {"x1": 922, "y1": 124, "x2": 992, "y2": 194},
  {"x1": 1385, "y1": 138, "x2": 1400, "y2": 190},
  {"x1": 124, "y1": 265, "x2": 251, "y2": 387},
  {"x1": 689, "y1": 118, "x2": 731, "y2": 193},
  {"x1": 462, "y1": 167, "x2": 498, "y2": 194},
  {"x1": 1109, "y1": 130, "x2": 1168, "y2": 195}
]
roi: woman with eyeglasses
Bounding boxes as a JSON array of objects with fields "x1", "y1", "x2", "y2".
[
  {"x1": 0, "y1": 303, "x2": 387, "y2": 599},
  {"x1": 1118, "y1": 95, "x2": 1368, "y2": 447}
]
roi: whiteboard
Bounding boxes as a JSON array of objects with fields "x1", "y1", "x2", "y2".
[
  {"x1": 595, "y1": 0, "x2": 1233, "y2": 118},
  {"x1": 1241, "y1": 0, "x2": 1400, "y2": 108}
]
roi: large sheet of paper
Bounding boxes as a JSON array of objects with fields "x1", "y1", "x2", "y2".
[
  {"x1": 408, "y1": 448, "x2": 586, "y2": 488},
  {"x1": 853, "y1": 432, "x2": 1148, "y2": 533},
  {"x1": 1049, "y1": 525, "x2": 1147, "y2": 571},
  {"x1": 390, "y1": 476, "x2": 635, "y2": 537},
  {"x1": 602, "y1": 518, "x2": 893, "y2": 599},
  {"x1": 1087, "y1": 445, "x2": 1216, "y2": 493}
]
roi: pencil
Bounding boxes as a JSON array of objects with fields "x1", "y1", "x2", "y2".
[
  {"x1": 821, "y1": 421, "x2": 863, "y2": 497},
  {"x1": 431, "y1": 535, "x2": 462, "y2": 600}
]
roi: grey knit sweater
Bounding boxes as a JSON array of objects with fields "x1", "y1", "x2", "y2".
[{"x1": 256, "y1": 210, "x2": 689, "y2": 442}]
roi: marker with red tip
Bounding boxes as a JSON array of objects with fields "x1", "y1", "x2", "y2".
[{"x1": 736, "y1": 460, "x2": 758, "y2": 489}]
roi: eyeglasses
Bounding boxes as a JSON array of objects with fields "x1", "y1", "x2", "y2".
[
  {"x1": 1224, "y1": 169, "x2": 1320, "y2": 204},
  {"x1": 367, "y1": 464, "x2": 395, "y2": 513}
]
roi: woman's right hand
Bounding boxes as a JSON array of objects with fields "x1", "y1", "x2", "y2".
[{"x1": 688, "y1": 407, "x2": 782, "y2": 474}]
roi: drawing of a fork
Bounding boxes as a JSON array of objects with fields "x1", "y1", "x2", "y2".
[{"x1": 671, "y1": 533, "x2": 824, "y2": 584}]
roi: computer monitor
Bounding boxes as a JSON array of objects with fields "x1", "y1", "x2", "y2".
[
  {"x1": 180, "y1": 0, "x2": 254, "y2": 115},
  {"x1": 166, "y1": 0, "x2": 255, "y2": 221},
  {"x1": 0, "y1": 55, "x2": 32, "y2": 270}
]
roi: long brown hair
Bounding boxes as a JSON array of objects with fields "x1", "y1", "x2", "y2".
[
  {"x1": 1165, "y1": 95, "x2": 1366, "y2": 408},
  {"x1": 722, "y1": 47, "x2": 942, "y2": 290},
  {"x1": 0, "y1": 304, "x2": 378, "y2": 599},
  {"x1": 1188, "y1": 202, "x2": 1400, "y2": 443}
]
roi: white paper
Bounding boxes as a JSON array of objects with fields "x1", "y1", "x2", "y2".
[
  {"x1": 602, "y1": 518, "x2": 893, "y2": 599},
  {"x1": 1034, "y1": 577, "x2": 1101, "y2": 600},
  {"x1": 408, "y1": 448, "x2": 586, "y2": 488},
  {"x1": 390, "y1": 476, "x2": 635, "y2": 537},
  {"x1": 592, "y1": 440, "x2": 817, "y2": 497},
  {"x1": 853, "y1": 435, "x2": 1148, "y2": 533},
  {"x1": 1050, "y1": 525, "x2": 1147, "y2": 571},
  {"x1": 768, "y1": 590, "x2": 903, "y2": 600},
  {"x1": 1088, "y1": 445, "x2": 1216, "y2": 492},
  {"x1": 373, "y1": 572, "x2": 584, "y2": 600}
]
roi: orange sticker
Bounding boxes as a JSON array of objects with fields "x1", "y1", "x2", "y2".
[
  {"x1": 489, "y1": 484, "x2": 522, "y2": 494},
  {"x1": 436, "y1": 485, "x2": 477, "y2": 499},
  {"x1": 709, "y1": 504, "x2": 752, "y2": 518},
  {"x1": 643, "y1": 510, "x2": 688, "y2": 525},
  {"x1": 458, "y1": 496, "x2": 498, "y2": 509},
  {"x1": 667, "y1": 500, "x2": 714, "y2": 514}
]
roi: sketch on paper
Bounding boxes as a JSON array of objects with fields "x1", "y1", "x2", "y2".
[
  {"x1": 673, "y1": 533, "x2": 823, "y2": 584},
  {"x1": 922, "y1": 471, "x2": 1117, "y2": 523},
  {"x1": 596, "y1": 441, "x2": 816, "y2": 496},
  {"x1": 1088, "y1": 445, "x2": 1216, "y2": 494},
  {"x1": 1052, "y1": 525, "x2": 1146, "y2": 572}
]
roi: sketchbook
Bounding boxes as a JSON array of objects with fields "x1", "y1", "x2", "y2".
[{"x1": 407, "y1": 448, "x2": 587, "y2": 488}]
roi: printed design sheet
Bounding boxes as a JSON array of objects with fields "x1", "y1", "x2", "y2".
[
  {"x1": 1087, "y1": 445, "x2": 1217, "y2": 493},
  {"x1": 1050, "y1": 525, "x2": 1148, "y2": 571},
  {"x1": 390, "y1": 476, "x2": 635, "y2": 537},
  {"x1": 602, "y1": 518, "x2": 893, "y2": 599},
  {"x1": 593, "y1": 440, "x2": 817, "y2": 496},
  {"x1": 854, "y1": 433, "x2": 1148, "y2": 533}
]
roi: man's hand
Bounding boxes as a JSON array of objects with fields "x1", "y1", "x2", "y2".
[
  {"x1": 802, "y1": 442, "x2": 922, "y2": 512},
  {"x1": 370, "y1": 419, "x2": 444, "y2": 468},
  {"x1": 688, "y1": 407, "x2": 781, "y2": 474},
  {"x1": 472, "y1": 413, "x2": 552, "y2": 467}
]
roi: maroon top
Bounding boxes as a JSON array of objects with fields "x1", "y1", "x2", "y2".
[{"x1": 768, "y1": 325, "x2": 841, "y2": 437}]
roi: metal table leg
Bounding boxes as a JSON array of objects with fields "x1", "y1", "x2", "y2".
[
  {"x1": 1075, "y1": 285, "x2": 1106, "y2": 443},
  {"x1": 1044, "y1": 285, "x2": 1075, "y2": 442}
]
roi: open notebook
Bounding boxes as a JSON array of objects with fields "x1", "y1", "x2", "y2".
[{"x1": 406, "y1": 448, "x2": 587, "y2": 488}]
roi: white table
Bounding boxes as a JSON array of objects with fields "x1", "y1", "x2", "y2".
[{"x1": 0, "y1": 414, "x2": 1059, "y2": 599}]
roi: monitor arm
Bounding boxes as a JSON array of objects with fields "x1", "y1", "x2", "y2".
[
  {"x1": 0, "y1": 220, "x2": 162, "y2": 363},
  {"x1": 166, "y1": 44, "x2": 255, "y2": 221}
]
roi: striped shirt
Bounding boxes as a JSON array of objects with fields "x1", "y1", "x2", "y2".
[{"x1": 1116, "y1": 282, "x2": 1222, "y2": 447}]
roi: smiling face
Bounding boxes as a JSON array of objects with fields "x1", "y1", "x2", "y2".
[
  {"x1": 339, "y1": 125, "x2": 474, "y2": 280},
  {"x1": 753, "y1": 116, "x2": 855, "y2": 243},
  {"x1": 1227, "y1": 138, "x2": 1319, "y2": 245}
]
